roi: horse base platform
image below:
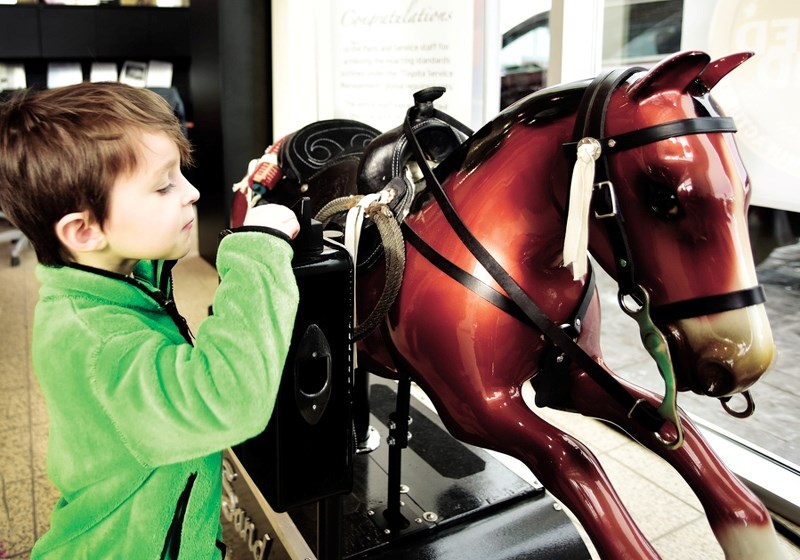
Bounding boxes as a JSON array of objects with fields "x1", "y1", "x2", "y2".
[{"x1": 222, "y1": 377, "x2": 590, "y2": 560}]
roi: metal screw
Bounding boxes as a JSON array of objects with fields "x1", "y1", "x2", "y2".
[
  {"x1": 422, "y1": 511, "x2": 438, "y2": 522},
  {"x1": 367, "y1": 510, "x2": 374, "y2": 516},
  {"x1": 384, "y1": 528, "x2": 391, "y2": 535},
  {"x1": 415, "y1": 518, "x2": 423, "y2": 524},
  {"x1": 619, "y1": 258, "x2": 628, "y2": 268},
  {"x1": 553, "y1": 502, "x2": 563, "y2": 511},
  {"x1": 607, "y1": 139, "x2": 616, "y2": 148},
  {"x1": 399, "y1": 484, "x2": 410, "y2": 494}
]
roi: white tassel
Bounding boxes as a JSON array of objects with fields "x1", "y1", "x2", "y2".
[{"x1": 563, "y1": 138, "x2": 602, "y2": 280}]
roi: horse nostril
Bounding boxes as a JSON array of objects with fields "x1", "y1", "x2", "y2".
[{"x1": 696, "y1": 362, "x2": 735, "y2": 397}]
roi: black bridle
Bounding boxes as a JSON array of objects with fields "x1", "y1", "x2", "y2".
[{"x1": 567, "y1": 66, "x2": 765, "y2": 321}]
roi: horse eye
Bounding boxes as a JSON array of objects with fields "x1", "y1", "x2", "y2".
[{"x1": 648, "y1": 182, "x2": 681, "y2": 219}]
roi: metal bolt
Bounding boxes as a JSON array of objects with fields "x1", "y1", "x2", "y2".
[
  {"x1": 619, "y1": 258, "x2": 628, "y2": 268},
  {"x1": 387, "y1": 437, "x2": 395, "y2": 446},
  {"x1": 384, "y1": 528, "x2": 391, "y2": 535},
  {"x1": 367, "y1": 510, "x2": 375, "y2": 516},
  {"x1": 556, "y1": 355, "x2": 564, "y2": 363},
  {"x1": 422, "y1": 511, "x2": 438, "y2": 522},
  {"x1": 607, "y1": 139, "x2": 616, "y2": 148},
  {"x1": 399, "y1": 484, "x2": 410, "y2": 494},
  {"x1": 553, "y1": 502, "x2": 563, "y2": 511},
  {"x1": 415, "y1": 518, "x2": 423, "y2": 524}
]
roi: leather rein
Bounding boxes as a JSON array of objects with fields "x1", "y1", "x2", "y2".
[{"x1": 400, "y1": 70, "x2": 764, "y2": 449}]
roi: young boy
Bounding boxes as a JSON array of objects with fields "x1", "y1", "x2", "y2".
[{"x1": 0, "y1": 82, "x2": 300, "y2": 559}]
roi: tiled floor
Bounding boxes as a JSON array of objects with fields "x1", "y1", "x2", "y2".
[{"x1": 1, "y1": 231, "x2": 799, "y2": 559}]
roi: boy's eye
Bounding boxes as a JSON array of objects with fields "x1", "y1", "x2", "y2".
[{"x1": 157, "y1": 183, "x2": 176, "y2": 194}]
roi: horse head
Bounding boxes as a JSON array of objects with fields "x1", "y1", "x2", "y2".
[{"x1": 585, "y1": 51, "x2": 775, "y2": 403}]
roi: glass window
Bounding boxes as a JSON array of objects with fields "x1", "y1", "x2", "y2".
[
  {"x1": 602, "y1": 0, "x2": 683, "y2": 65},
  {"x1": 500, "y1": 12, "x2": 550, "y2": 108},
  {"x1": 499, "y1": 0, "x2": 685, "y2": 108}
]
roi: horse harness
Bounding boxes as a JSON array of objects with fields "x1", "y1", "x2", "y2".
[{"x1": 398, "y1": 69, "x2": 764, "y2": 449}]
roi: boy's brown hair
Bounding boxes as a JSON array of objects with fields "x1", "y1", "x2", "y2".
[{"x1": 0, "y1": 82, "x2": 193, "y2": 266}]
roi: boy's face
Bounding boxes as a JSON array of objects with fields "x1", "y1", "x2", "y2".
[{"x1": 99, "y1": 131, "x2": 199, "y2": 274}]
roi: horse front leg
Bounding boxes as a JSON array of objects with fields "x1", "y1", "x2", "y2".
[
  {"x1": 426, "y1": 387, "x2": 662, "y2": 560},
  {"x1": 568, "y1": 370, "x2": 790, "y2": 560}
]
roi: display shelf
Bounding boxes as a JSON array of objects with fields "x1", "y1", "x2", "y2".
[{"x1": 0, "y1": 5, "x2": 189, "y2": 90}]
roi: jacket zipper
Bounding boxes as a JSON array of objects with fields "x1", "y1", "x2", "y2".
[
  {"x1": 160, "y1": 472, "x2": 197, "y2": 560},
  {"x1": 66, "y1": 260, "x2": 194, "y2": 345}
]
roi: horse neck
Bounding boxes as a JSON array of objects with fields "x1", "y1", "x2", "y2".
[{"x1": 443, "y1": 86, "x2": 585, "y2": 264}]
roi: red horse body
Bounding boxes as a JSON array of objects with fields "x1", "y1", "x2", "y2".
[
  {"x1": 352, "y1": 52, "x2": 784, "y2": 559},
  {"x1": 236, "y1": 51, "x2": 786, "y2": 559}
]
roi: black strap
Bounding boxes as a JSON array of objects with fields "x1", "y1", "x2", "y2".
[
  {"x1": 403, "y1": 224, "x2": 595, "y2": 335},
  {"x1": 592, "y1": 181, "x2": 639, "y2": 298},
  {"x1": 601, "y1": 117, "x2": 736, "y2": 154},
  {"x1": 403, "y1": 108, "x2": 665, "y2": 434},
  {"x1": 570, "y1": 68, "x2": 643, "y2": 296},
  {"x1": 564, "y1": 117, "x2": 737, "y2": 155},
  {"x1": 573, "y1": 68, "x2": 643, "y2": 156},
  {"x1": 650, "y1": 286, "x2": 766, "y2": 324}
]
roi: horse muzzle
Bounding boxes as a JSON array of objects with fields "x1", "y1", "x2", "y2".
[{"x1": 663, "y1": 303, "x2": 775, "y2": 398}]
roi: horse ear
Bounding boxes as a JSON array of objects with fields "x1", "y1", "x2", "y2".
[
  {"x1": 691, "y1": 51, "x2": 753, "y2": 93},
  {"x1": 627, "y1": 50, "x2": 711, "y2": 100}
]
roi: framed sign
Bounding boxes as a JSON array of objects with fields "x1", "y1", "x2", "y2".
[{"x1": 272, "y1": 0, "x2": 497, "y2": 136}]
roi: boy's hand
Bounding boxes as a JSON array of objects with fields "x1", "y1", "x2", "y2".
[{"x1": 244, "y1": 204, "x2": 301, "y2": 239}]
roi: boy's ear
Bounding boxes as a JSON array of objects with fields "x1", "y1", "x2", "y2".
[{"x1": 55, "y1": 211, "x2": 107, "y2": 254}]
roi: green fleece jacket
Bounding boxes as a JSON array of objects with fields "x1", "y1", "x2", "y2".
[{"x1": 30, "y1": 230, "x2": 299, "y2": 559}]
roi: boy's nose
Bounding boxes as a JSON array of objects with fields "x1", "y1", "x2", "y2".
[{"x1": 184, "y1": 182, "x2": 200, "y2": 204}]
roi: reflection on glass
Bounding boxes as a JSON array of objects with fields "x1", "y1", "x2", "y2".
[
  {"x1": 603, "y1": 0, "x2": 684, "y2": 65},
  {"x1": 500, "y1": 11, "x2": 549, "y2": 109},
  {"x1": 498, "y1": 0, "x2": 685, "y2": 108}
]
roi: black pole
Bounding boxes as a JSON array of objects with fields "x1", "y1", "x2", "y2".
[
  {"x1": 383, "y1": 375, "x2": 412, "y2": 530},
  {"x1": 317, "y1": 494, "x2": 343, "y2": 560}
]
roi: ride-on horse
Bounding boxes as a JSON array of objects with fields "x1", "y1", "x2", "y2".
[{"x1": 235, "y1": 51, "x2": 787, "y2": 559}]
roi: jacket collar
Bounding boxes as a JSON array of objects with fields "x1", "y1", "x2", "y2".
[{"x1": 36, "y1": 259, "x2": 177, "y2": 309}]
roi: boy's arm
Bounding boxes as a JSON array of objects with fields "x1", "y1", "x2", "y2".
[{"x1": 92, "y1": 231, "x2": 299, "y2": 467}]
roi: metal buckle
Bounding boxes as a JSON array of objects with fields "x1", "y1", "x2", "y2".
[{"x1": 593, "y1": 181, "x2": 618, "y2": 219}]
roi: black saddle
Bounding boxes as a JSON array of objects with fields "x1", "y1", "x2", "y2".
[
  {"x1": 268, "y1": 88, "x2": 470, "y2": 268},
  {"x1": 267, "y1": 119, "x2": 381, "y2": 215}
]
